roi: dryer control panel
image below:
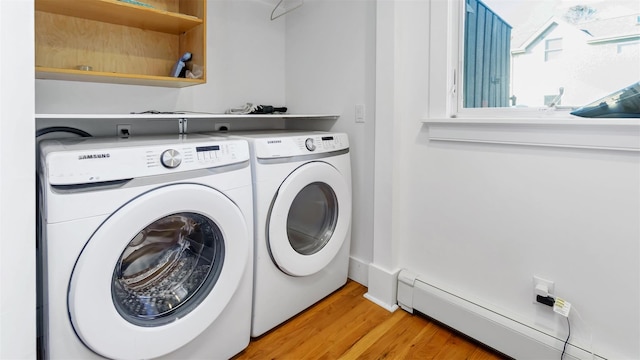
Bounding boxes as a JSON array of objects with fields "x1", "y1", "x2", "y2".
[
  {"x1": 41, "y1": 137, "x2": 250, "y2": 186},
  {"x1": 254, "y1": 133, "x2": 349, "y2": 159}
]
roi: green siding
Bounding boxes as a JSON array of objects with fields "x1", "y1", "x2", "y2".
[{"x1": 464, "y1": 0, "x2": 512, "y2": 107}]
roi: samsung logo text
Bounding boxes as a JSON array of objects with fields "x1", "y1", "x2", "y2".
[{"x1": 78, "y1": 153, "x2": 111, "y2": 160}]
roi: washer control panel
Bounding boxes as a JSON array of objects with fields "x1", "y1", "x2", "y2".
[
  {"x1": 42, "y1": 138, "x2": 250, "y2": 186},
  {"x1": 254, "y1": 133, "x2": 349, "y2": 159}
]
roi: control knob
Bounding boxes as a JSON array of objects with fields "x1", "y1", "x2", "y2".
[
  {"x1": 161, "y1": 149, "x2": 182, "y2": 168},
  {"x1": 305, "y1": 138, "x2": 316, "y2": 151}
]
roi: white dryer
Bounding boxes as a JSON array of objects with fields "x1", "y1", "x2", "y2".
[
  {"x1": 37, "y1": 135, "x2": 253, "y2": 360},
  {"x1": 226, "y1": 131, "x2": 352, "y2": 337}
]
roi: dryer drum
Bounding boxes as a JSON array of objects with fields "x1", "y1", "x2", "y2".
[
  {"x1": 111, "y1": 212, "x2": 224, "y2": 326},
  {"x1": 286, "y1": 182, "x2": 338, "y2": 256}
]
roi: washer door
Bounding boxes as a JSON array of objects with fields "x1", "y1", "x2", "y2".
[
  {"x1": 268, "y1": 161, "x2": 351, "y2": 276},
  {"x1": 68, "y1": 184, "x2": 249, "y2": 360}
]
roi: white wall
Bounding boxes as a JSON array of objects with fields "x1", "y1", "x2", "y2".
[
  {"x1": 0, "y1": 0, "x2": 36, "y2": 358},
  {"x1": 283, "y1": 0, "x2": 377, "y2": 284},
  {"x1": 10, "y1": 0, "x2": 639, "y2": 358},
  {"x1": 377, "y1": 0, "x2": 640, "y2": 358}
]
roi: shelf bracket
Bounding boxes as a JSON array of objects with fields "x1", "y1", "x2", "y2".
[{"x1": 179, "y1": 118, "x2": 188, "y2": 134}]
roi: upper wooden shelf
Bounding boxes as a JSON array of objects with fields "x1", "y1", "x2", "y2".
[
  {"x1": 35, "y1": 0, "x2": 203, "y2": 35},
  {"x1": 36, "y1": 67, "x2": 205, "y2": 88}
]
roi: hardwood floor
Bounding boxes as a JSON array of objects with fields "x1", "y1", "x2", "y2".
[{"x1": 232, "y1": 280, "x2": 509, "y2": 360}]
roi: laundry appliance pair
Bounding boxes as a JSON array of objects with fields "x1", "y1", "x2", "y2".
[{"x1": 37, "y1": 130, "x2": 353, "y2": 358}]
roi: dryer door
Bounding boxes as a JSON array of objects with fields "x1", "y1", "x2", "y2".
[
  {"x1": 68, "y1": 184, "x2": 249, "y2": 360},
  {"x1": 268, "y1": 161, "x2": 351, "y2": 276}
]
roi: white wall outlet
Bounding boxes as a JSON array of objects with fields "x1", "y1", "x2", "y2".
[
  {"x1": 215, "y1": 123, "x2": 230, "y2": 131},
  {"x1": 355, "y1": 104, "x2": 365, "y2": 123},
  {"x1": 532, "y1": 275, "x2": 555, "y2": 304},
  {"x1": 117, "y1": 124, "x2": 131, "y2": 138}
]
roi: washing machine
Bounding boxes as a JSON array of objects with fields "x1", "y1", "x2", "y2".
[
  {"x1": 223, "y1": 131, "x2": 352, "y2": 337},
  {"x1": 37, "y1": 134, "x2": 254, "y2": 360}
]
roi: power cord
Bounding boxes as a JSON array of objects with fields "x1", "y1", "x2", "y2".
[
  {"x1": 36, "y1": 126, "x2": 92, "y2": 138},
  {"x1": 561, "y1": 316, "x2": 571, "y2": 360},
  {"x1": 536, "y1": 295, "x2": 573, "y2": 360}
]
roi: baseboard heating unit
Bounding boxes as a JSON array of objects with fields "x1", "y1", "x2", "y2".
[{"x1": 396, "y1": 270, "x2": 606, "y2": 360}]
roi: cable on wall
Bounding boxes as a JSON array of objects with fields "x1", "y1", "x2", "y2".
[{"x1": 271, "y1": 0, "x2": 304, "y2": 20}]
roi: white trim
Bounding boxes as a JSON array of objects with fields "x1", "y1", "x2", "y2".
[
  {"x1": 363, "y1": 293, "x2": 399, "y2": 313},
  {"x1": 398, "y1": 270, "x2": 610, "y2": 360},
  {"x1": 425, "y1": 117, "x2": 640, "y2": 126},
  {"x1": 36, "y1": 113, "x2": 339, "y2": 120},
  {"x1": 347, "y1": 256, "x2": 369, "y2": 286},
  {"x1": 363, "y1": 263, "x2": 400, "y2": 312},
  {"x1": 588, "y1": 34, "x2": 640, "y2": 44},
  {"x1": 512, "y1": 18, "x2": 559, "y2": 54},
  {"x1": 424, "y1": 118, "x2": 640, "y2": 152}
]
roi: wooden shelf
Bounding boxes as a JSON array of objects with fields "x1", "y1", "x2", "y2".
[
  {"x1": 35, "y1": 0, "x2": 206, "y2": 87},
  {"x1": 36, "y1": 67, "x2": 205, "y2": 88},
  {"x1": 35, "y1": 0, "x2": 202, "y2": 35}
]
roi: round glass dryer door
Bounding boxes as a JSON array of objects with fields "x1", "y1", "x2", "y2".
[
  {"x1": 268, "y1": 161, "x2": 351, "y2": 277},
  {"x1": 68, "y1": 184, "x2": 249, "y2": 360},
  {"x1": 287, "y1": 182, "x2": 338, "y2": 255}
]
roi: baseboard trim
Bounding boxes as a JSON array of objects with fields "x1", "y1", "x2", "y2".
[
  {"x1": 363, "y1": 263, "x2": 400, "y2": 312},
  {"x1": 363, "y1": 293, "x2": 399, "y2": 312},
  {"x1": 347, "y1": 256, "x2": 369, "y2": 286},
  {"x1": 398, "y1": 270, "x2": 607, "y2": 360}
]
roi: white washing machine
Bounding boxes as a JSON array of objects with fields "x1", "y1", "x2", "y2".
[
  {"x1": 224, "y1": 131, "x2": 352, "y2": 337},
  {"x1": 37, "y1": 134, "x2": 254, "y2": 360}
]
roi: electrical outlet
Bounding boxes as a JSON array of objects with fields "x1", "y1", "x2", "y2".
[
  {"x1": 117, "y1": 124, "x2": 131, "y2": 138},
  {"x1": 215, "y1": 123, "x2": 230, "y2": 132},
  {"x1": 532, "y1": 276, "x2": 555, "y2": 304}
]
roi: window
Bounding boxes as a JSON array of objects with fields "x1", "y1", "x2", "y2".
[
  {"x1": 544, "y1": 38, "x2": 563, "y2": 61},
  {"x1": 617, "y1": 40, "x2": 640, "y2": 54},
  {"x1": 460, "y1": 0, "x2": 640, "y2": 112}
]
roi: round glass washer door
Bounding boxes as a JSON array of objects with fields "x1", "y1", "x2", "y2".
[
  {"x1": 68, "y1": 184, "x2": 249, "y2": 360},
  {"x1": 111, "y1": 212, "x2": 224, "y2": 327},
  {"x1": 268, "y1": 161, "x2": 351, "y2": 277}
]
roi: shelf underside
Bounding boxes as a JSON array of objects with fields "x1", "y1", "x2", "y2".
[{"x1": 35, "y1": 0, "x2": 202, "y2": 35}]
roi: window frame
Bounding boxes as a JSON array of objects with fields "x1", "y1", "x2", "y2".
[
  {"x1": 544, "y1": 37, "x2": 563, "y2": 61},
  {"x1": 446, "y1": 0, "x2": 625, "y2": 120},
  {"x1": 422, "y1": 0, "x2": 639, "y2": 152}
]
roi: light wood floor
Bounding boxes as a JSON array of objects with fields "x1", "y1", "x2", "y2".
[{"x1": 232, "y1": 280, "x2": 509, "y2": 360}]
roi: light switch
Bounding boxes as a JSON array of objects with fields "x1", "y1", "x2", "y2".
[{"x1": 355, "y1": 104, "x2": 365, "y2": 123}]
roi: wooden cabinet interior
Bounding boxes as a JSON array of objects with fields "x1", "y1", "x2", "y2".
[{"x1": 35, "y1": 0, "x2": 206, "y2": 88}]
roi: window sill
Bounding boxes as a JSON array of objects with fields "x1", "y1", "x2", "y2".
[{"x1": 422, "y1": 117, "x2": 640, "y2": 152}]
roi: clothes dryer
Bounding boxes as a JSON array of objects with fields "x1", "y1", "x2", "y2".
[
  {"x1": 37, "y1": 135, "x2": 253, "y2": 359},
  {"x1": 223, "y1": 131, "x2": 352, "y2": 337}
]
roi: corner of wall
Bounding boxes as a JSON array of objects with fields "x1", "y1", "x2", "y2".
[
  {"x1": 348, "y1": 256, "x2": 369, "y2": 286},
  {"x1": 362, "y1": 263, "x2": 400, "y2": 312}
]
